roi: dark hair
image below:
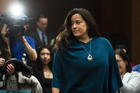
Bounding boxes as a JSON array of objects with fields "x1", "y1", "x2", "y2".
[
  {"x1": 115, "y1": 44, "x2": 127, "y2": 53},
  {"x1": 36, "y1": 14, "x2": 48, "y2": 22},
  {"x1": 115, "y1": 48, "x2": 132, "y2": 72},
  {"x1": 36, "y1": 46, "x2": 52, "y2": 71},
  {"x1": 55, "y1": 8, "x2": 100, "y2": 51},
  {"x1": 0, "y1": 26, "x2": 11, "y2": 60}
]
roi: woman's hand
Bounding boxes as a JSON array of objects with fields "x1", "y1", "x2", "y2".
[
  {"x1": 0, "y1": 58, "x2": 15, "y2": 74},
  {"x1": 0, "y1": 58, "x2": 5, "y2": 66},
  {"x1": 6, "y1": 64, "x2": 15, "y2": 74},
  {"x1": 52, "y1": 88, "x2": 60, "y2": 93}
]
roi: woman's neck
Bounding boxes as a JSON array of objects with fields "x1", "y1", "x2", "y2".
[
  {"x1": 77, "y1": 35, "x2": 92, "y2": 43},
  {"x1": 43, "y1": 65, "x2": 50, "y2": 72},
  {"x1": 121, "y1": 70, "x2": 127, "y2": 77},
  {"x1": 43, "y1": 64, "x2": 53, "y2": 79}
]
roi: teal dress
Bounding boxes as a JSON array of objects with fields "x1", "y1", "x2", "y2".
[{"x1": 52, "y1": 37, "x2": 122, "y2": 93}]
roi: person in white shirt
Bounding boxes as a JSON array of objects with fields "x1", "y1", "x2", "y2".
[{"x1": 115, "y1": 48, "x2": 140, "y2": 93}]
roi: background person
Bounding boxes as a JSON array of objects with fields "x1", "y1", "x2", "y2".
[
  {"x1": 30, "y1": 14, "x2": 49, "y2": 49},
  {"x1": 33, "y1": 46, "x2": 53, "y2": 93},
  {"x1": 0, "y1": 24, "x2": 15, "y2": 74},
  {"x1": 115, "y1": 48, "x2": 140, "y2": 93},
  {"x1": 1, "y1": 24, "x2": 37, "y2": 66}
]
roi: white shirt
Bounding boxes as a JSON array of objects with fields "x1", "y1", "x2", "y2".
[
  {"x1": 37, "y1": 28, "x2": 48, "y2": 45},
  {"x1": 121, "y1": 71, "x2": 140, "y2": 93}
]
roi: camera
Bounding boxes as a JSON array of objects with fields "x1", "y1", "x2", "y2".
[
  {"x1": 1, "y1": 59, "x2": 32, "y2": 76},
  {"x1": 0, "y1": 14, "x2": 32, "y2": 37}
]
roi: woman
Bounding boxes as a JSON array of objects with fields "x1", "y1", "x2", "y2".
[
  {"x1": 115, "y1": 48, "x2": 140, "y2": 93},
  {"x1": 33, "y1": 46, "x2": 53, "y2": 93},
  {"x1": 0, "y1": 24, "x2": 15, "y2": 89},
  {"x1": 52, "y1": 8, "x2": 122, "y2": 93},
  {"x1": 0, "y1": 24, "x2": 14, "y2": 74}
]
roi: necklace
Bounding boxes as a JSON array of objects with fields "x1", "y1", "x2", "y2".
[{"x1": 82, "y1": 41, "x2": 93, "y2": 61}]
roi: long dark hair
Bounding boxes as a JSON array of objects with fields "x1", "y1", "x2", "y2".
[
  {"x1": 55, "y1": 8, "x2": 100, "y2": 52},
  {"x1": 115, "y1": 48, "x2": 132, "y2": 72},
  {"x1": 36, "y1": 46, "x2": 52, "y2": 71},
  {"x1": 0, "y1": 25, "x2": 11, "y2": 60}
]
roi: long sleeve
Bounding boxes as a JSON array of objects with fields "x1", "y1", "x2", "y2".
[
  {"x1": 108, "y1": 40, "x2": 122, "y2": 93},
  {"x1": 52, "y1": 51, "x2": 62, "y2": 89},
  {"x1": 121, "y1": 72, "x2": 140, "y2": 93}
]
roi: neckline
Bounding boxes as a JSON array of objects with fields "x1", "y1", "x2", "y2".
[
  {"x1": 77, "y1": 37, "x2": 94, "y2": 45},
  {"x1": 68, "y1": 37, "x2": 99, "y2": 49}
]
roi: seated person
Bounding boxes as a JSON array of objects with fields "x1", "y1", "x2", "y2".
[{"x1": 115, "y1": 48, "x2": 140, "y2": 93}]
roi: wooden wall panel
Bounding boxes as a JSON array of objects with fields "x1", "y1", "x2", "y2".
[{"x1": 132, "y1": 0, "x2": 140, "y2": 64}]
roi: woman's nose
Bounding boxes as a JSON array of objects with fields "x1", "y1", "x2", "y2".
[{"x1": 72, "y1": 24, "x2": 77, "y2": 29}]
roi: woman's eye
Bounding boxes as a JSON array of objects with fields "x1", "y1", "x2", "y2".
[
  {"x1": 71, "y1": 20, "x2": 82, "y2": 25},
  {"x1": 41, "y1": 53, "x2": 50, "y2": 55},
  {"x1": 76, "y1": 21, "x2": 81, "y2": 24}
]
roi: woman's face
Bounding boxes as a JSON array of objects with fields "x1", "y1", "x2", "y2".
[
  {"x1": 40, "y1": 48, "x2": 51, "y2": 65},
  {"x1": 71, "y1": 13, "x2": 88, "y2": 38},
  {"x1": 115, "y1": 54, "x2": 127, "y2": 75}
]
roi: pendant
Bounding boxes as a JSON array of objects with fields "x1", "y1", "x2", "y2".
[{"x1": 87, "y1": 54, "x2": 93, "y2": 61}]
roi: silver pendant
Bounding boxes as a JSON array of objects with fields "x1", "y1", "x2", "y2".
[{"x1": 87, "y1": 54, "x2": 93, "y2": 61}]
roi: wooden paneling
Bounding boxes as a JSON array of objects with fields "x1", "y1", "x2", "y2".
[{"x1": 132, "y1": 0, "x2": 140, "y2": 64}]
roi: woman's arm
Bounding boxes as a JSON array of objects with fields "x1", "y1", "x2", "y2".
[
  {"x1": 19, "y1": 36, "x2": 37, "y2": 61},
  {"x1": 52, "y1": 88, "x2": 60, "y2": 93},
  {"x1": 52, "y1": 51, "x2": 63, "y2": 93}
]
